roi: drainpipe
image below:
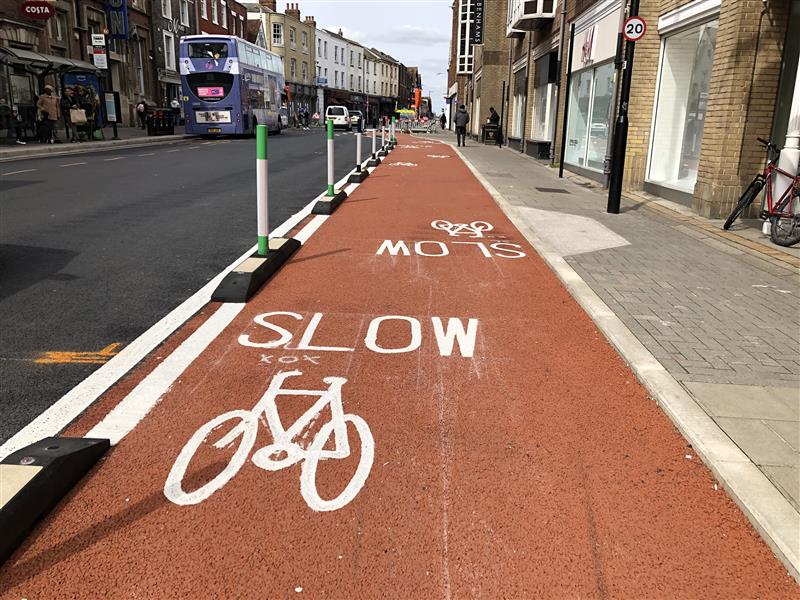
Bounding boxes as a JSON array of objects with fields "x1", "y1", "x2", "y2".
[
  {"x1": 550, "y1": 1, "x2": 567, "y2": 165},
  {"x1": 773, "y1": 53, "x2": 800, "y2": 205},
  {"x1": 520, "y1": 31, "x2": 532, "y2": 154},
  {"x1": 503, "y1": 37, "x2": 512, "y2": 145}
]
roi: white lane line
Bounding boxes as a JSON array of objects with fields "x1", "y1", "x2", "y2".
[
  {"x1": 0, "y1": 195, "x2": 317, "y2": 460},
  {"x1": 138, "y1": 152, "x2": 156, "y2": 157},
  {"x1": 85, "y1": 302, "x2": 245, "y2": 445},
  {"x1": 104, "y1": 156, "x2": 126, "y2": 161},
  {"x1": 201, "y1": 141, "x2": 215, "y2": 145},
  {"x1": 59, "y1": 162, "x2": 87, "y2": 167},
  {"x1": 83, "y1": 213, "x2": 334, "y2": 446},
  {"x1": 166, "y1": 149, "x2": 180, "y2": 153},
  {"x1": 0, "y1": 163, "x2": 358, "y2": 459},
  {"x1": 188, "y1": 146, "x2": 200, "y2": 149},
  {"x1": 294, "y1": 214, "x2": 328, "y2": 243},
  {"x1": 1, "y1": 169, "x2": 37, "y2": 176}
]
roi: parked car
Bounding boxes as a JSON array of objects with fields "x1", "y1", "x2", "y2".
[
  {"x1": 279, "y1": 107, "x2": 289, "y2": 129},
  {"x1": 349, "y1": 110, "x2": 364, "y2": 132},
  {"x1": 325, "y1": 105, "x2": 351, "y2": 131}
]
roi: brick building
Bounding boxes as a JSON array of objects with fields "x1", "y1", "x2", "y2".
[
  {"x1": 251, "y1": 0, "x2": 317, "y2": 117},
  {"x1": 451, "y1": 0, "x2": 800, "y2": 218}
]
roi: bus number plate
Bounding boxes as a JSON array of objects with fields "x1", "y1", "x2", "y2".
[{"x1": 208, "y1": 127, "x2": 222, "y2": 133}]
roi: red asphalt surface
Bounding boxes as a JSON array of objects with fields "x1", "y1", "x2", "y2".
[{"x1": 2, "y1": 136, "x2": 798, "y2": 599}]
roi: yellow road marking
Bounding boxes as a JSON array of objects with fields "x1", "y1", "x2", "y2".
[{"x1": 35, "y1": 342, "x2": 121, "y2": 365}]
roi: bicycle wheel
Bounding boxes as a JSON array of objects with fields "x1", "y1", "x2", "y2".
[
  {"x1": 723, "y1": 177, "x2": 764, "y2": 230},
  {"x1": 300, "y1": 414, "x2": 375, "y2": 512},
  {"x1": 164, "y1": 410, "x2": 257, "y2": 506}
]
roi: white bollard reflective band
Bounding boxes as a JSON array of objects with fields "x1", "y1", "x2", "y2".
[
  {"x1": 356, "y1": 132, "x2": 362, "y2": 172},
  {"x1": 372, "y1": 129, "x2": 376, "y2": 156}
]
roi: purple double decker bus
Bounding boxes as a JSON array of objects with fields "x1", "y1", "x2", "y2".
[{"x1": 179, "y1": 35, "x2": 284, "y2": 136}]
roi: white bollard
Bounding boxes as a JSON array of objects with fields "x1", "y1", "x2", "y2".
[
  {"x1": 371, "y1": 128, "x2": 377, "y2": 157},
  {"x1": 356, "y1": 131, "x2": 362, "y2": 172}
]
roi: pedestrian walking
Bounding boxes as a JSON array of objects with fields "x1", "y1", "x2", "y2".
[
  {"x1": 488, "y1": 106, "x2": 500, "y2": 126},
  {"x1": 454, "y1": 104, "x2": 469, "y2": 147},
  {"x1": 136, "y1": 98, "x2": 148, "y2": 129},
  {"x1": 36, "y1": 85, "x2": 60, "y2": 144},
  {"x1": 439, "y1": 111, "x2": 447, "y2": 130}
]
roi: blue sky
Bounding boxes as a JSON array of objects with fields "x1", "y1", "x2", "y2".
[{"x1": 285, "y1": 0, "x2": 452, "y2": 113}]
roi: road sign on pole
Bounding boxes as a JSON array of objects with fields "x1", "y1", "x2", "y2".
[
  {"x1": 607, "y1": 0, "x2": 641, "y2": 214},
  {"x1": 622, "y1": 16, "x2": 646, "y2": 42}
]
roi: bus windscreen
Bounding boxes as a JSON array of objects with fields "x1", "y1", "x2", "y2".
[{"x1": 188, "y1": 43, "x2": 229, "y2": 60}]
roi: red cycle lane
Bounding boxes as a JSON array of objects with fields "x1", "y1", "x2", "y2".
[{"x1": 1, "y1": 137, "x2": 797, "y2": 599}]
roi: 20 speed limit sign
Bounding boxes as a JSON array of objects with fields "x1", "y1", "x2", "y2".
[{"x1": 623, "y1": 16, "x2": 647, "y2": 41}]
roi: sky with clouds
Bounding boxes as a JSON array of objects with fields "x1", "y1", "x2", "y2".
[{"x1": 283, "y1": 0, "x2": 452, "y2": 113}]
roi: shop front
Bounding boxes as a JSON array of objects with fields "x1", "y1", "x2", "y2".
[
  {"x1": 564, "y1": 0, "x2": 622, "y2": 180},
  {"x1": 645, "y1": 10, "x2": 719, "y2": 202}
]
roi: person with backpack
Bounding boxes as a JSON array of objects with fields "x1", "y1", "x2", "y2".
[{"x1": 454, "y1": 104, "x2": 469, "y2": 147}]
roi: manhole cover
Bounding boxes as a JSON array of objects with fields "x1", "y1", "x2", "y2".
[{"x1": 535, "y1": 187, "x2": 570, "y2": 194}]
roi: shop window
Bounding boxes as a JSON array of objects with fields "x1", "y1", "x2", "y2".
[
  {"x1": 565, "y1": 61, "x2": 614, "y2": 171},
  {"x1": 272, "y1": 23, "x2": 283, "y2": 45},
  {"x1": 511, "y1": 67, "x2": 527, "y2": 138},
  {"x1": 648, "y1": 20, "x2": 718, "y2": 191}
]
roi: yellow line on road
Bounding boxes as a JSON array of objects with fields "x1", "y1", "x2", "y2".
[{"x1": 35, "y1": 342, "x2": 122, "y2": 365}]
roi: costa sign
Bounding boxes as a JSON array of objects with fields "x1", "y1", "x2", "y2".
[{"x1": 21, "y1": 0, "x2": 55, "y2": 19}]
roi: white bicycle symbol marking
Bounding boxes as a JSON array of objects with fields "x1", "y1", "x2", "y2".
[
  {"x1": 164, "y1": 370, "x2": 374, "y2": 512},
  {"x1": 431, "y1": 220, "x2": 494, "y2": 238}
]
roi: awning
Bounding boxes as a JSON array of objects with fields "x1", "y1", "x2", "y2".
[{"x1": 0, "y1": 47, "x2": 100, "y2": 75}]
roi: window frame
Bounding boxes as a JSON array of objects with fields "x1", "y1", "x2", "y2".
[
  {"x1": 221, "y1": 0, "x2": 227, "y2": 28},
  {"x1": 162, "y1": 0, "x2": 172, "y2": 19},
  {"x1": 163, "y1": 31, "x2": 176, "y2": 71},
  {"x1": 210, "y1": 0, "x2": 218, "y2": 24},
  {"x1": 180, "y1": 0, "x2": 190, "y2": 26},
  {"x1": 272, "y1": 22, "x2": 283, "y2": 45}
]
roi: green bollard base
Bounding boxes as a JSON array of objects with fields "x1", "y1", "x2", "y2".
[{"x1": 211, "y1": 238, "x2": 301, "y2": 302}]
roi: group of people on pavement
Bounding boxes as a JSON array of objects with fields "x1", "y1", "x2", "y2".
[
  {"x1": 32, "y1": 84, "x2": 98, "y2": 145},
  {"x1": 452, "y1": 104, "x2": 501, "y2": 147}
]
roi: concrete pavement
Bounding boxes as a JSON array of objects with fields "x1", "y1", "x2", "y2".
[
  {"x1": 425, "y1": 130, "x2": 799, "y2": 580},
  {"x1": 0, "y1": 134, "x2": 796, "y2": 597}
]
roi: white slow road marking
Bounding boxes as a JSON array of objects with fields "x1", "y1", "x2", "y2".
[
  {"x1": 59, "y1": 162, "x2": 87, "y2": 167},
  {"x1": 1, "y1": 169, "x2": 37, "y2": 176},
  {"x1": 0, "y1": 165, "x2": 360, "y2": 459},
  {"x1": 104, "y1": 156, "x2": 126, "y2": 161},
  {"x1": 84, "y1": 213, "x2": 333, "y2": 446}
]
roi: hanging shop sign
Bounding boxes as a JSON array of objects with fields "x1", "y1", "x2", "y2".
[
  {"x1": 471, "y1": 0, "x2": 484, "y2": 44},
  {"x1": 20, "y1": 0, "x2": 54, "y2": 19},
  {"x1": 107, "y1": 0, "x2": 129, "y2": 39}
]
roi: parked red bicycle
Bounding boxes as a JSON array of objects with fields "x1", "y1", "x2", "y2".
[{"x1": 723, "y1": 137, "x2": 800, "y2": 247}]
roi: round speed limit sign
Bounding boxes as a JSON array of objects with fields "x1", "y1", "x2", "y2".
[{"x1": 623, "y1": 16, "x2": 647, "y2": 42}]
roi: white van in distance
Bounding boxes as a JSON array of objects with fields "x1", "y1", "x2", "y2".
[{"x1": 325, "y1": 105, "x2": 351, "y2": 131}]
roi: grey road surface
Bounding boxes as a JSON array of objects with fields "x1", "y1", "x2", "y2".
[{"x1": 0, "y1": 129, "x2": 360, "y2": 444}]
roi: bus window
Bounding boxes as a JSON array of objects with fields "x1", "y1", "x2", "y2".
[{"x1": 188, "y1": 42, "x2": 229, "y2": 59}]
